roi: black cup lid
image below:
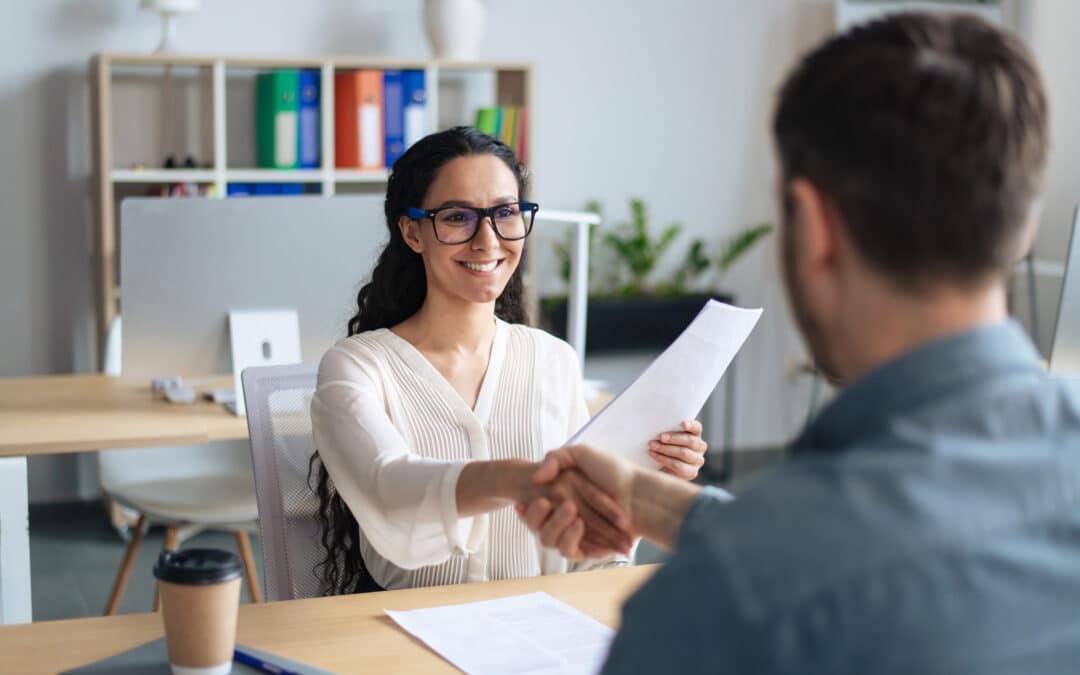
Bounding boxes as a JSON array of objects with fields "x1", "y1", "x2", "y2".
[{"x1": 153, "y1": 548, "x2": 244, "y2": 585}]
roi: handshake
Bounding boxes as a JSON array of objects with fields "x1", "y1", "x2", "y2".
[{"x1": 513, "y1": 420, "x2": 707, "y2": 560}]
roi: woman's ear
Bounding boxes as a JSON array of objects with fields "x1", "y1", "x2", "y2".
[{"x1": 399, "y1": 216, "x2": 425, "y2": 254}]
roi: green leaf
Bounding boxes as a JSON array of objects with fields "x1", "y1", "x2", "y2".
[
  {"x1": 688, "y1": 239, "x2": 711, "y2": 274},
  {"x1": 655, "y1": 223, "x2": 682, "y2": 258},
  {"x1": 602, "y1": 232, "x2": 633, "y2": 260},
  {"x1": 717, "y1": 222, "x2": 774, "y2": 274},
  {"x1": 592, "y1": 196, "x2": 694, "y2": 297},
  {"x1": 630, "y1": 198, "x2": 647, "y2": 236},
  {"x1": 551, "y1": 240, "x2": 570, "y2": 281}
]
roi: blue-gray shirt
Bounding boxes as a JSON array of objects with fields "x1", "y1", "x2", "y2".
[{"x1": 604, "y1": 322, "x2": 1080, "y2": 674}]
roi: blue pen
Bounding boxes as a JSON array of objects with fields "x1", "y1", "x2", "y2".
[{"x1": 233, "y1": 647, "x2": 302, "y2": 675}]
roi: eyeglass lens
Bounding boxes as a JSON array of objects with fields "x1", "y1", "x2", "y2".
[{"x1": 434, "y1": 203, "x2": 531, "y2": 243}]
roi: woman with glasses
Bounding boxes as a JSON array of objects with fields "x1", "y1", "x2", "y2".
[{"x1": 309, "y1": 127, "x2": 706, "y2": 594}]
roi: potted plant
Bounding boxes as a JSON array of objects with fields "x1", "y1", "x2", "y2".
[{"x1": 541, "y1": 197, "x2": 772, "y2": 353}]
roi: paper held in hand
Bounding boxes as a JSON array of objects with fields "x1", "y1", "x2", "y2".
[{"x1": 565, "y1": 300, "x2": 762, "y2": 468}]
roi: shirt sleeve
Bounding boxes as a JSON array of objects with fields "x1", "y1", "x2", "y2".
[
  {"x1": 601, "y1": 491, "x2": 749, "y2": 674},
  {"x1": 568, "y1": 549, "x2": 631, "y2": 572},
  {"x1": 310, "y1": 343, "x2": 484, "y2": 570}
]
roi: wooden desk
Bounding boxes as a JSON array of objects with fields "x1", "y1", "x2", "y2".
[
  {"x1": 0, "y1": 565, "x2": 657, "y2": 675},
  {"x1": 0, "y1": 374, "x2": 614, "y2": 626},
  {"x1": 0, "y1": 374, "x2": 247, "y2": 457},
  {"x1": 0, "y1": 374, "x2": 247, "y2": 625}
]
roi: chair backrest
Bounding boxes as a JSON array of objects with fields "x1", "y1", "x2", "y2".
[
  {"x1": 99, "y1": 315, "x2": 253, "y2": 493},
  {"x1": 1050, "y1": 206, "x2": 1080, "y2": 374},
  {"x1": 241, "y1": 362, "x2": 322, "y2": 601}
]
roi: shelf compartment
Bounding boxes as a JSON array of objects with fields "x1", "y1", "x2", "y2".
[
  {"x1": 333, "y1": 169, "x2": 389, "y2": 183},
  {"x1": 108, "y1": 63, "x2": 214, "y2": 174},
  {"x1": 226, "y1": 169, "x2": 324, "y2": 183},
  {"x1": 111, "y1": 169, "x2": 216, "y2": 183}
]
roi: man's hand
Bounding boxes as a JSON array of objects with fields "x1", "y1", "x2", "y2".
[
  {"x1": 516, "y1": 445, "x2": 640, "y2": 560},
  {"x1": 517, "y1": 444, "x2": 703, "y2": 558},
  {"x1": 458, "y1": 458, "x2": 632, "y2": 558},
  {"x1": 521, "y1": 467, "x2": 633, "y2": 557}
]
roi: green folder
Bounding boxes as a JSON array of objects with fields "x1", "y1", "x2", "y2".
[
  {"x1": 256, "y1": 70, "x2": 301, "y2": 169},
  {"x1": 475, "y1": 107, "x2": 498, "y2": 136}
]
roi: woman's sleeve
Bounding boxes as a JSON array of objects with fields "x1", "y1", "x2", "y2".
[
  {"x1": 568, "y1": 550, "x2": 632, "y2": 571},
  {"x1": 310, "y1": 344, "x2": 484, "y2": 570}
]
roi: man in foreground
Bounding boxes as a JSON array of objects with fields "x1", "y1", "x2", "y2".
[{"x1": 520, "y1": 11, "x2": 1080, "y2": 673}]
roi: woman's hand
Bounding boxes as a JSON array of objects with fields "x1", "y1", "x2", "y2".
[
  {"x1": 520, "y1": 469, "x2": 632, "y2": 557},
  {"x1": 474, "y1": 459, "x2": 629, "y2": 559},
  {"x1": 517, "y1": 444, "x2": 639, "y2": 560},
  {"x1": 647, "y1": 419, "x2": 707, "y2": 480}
]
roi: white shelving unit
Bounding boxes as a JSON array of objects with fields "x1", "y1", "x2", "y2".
[
  {"x1": 834, "y1": 0, "x2": 1014, "y2": 31},
  {"x1": 90, "y1": 52, "x2": 531, "y2": 365}
]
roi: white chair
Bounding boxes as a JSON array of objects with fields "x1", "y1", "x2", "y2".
[
  {"x1": 240, "y1": 362, "x2": 322, "y2": 601},
  {"x1": 100, "y1": 316, "x2": 263, "y2": 613}
]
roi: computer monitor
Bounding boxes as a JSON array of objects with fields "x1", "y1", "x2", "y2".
[
  {"x1": 1049, "y1": 206, "x2": 1080, "y2": 375},
  {"x1": 120, "y1": 195, "x2": 385, "y2": 379}
]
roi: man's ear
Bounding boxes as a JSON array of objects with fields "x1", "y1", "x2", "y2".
[
  {"x1": 399, "y1": 216, "x2": 425, "y2": 254},
  {"x1": 788, "y1": 178, "x2": 840, "y2": 277}
]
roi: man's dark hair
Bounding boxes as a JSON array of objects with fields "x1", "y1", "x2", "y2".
[{"x1": 773, "y1": 12, "x2": 1048, "y2": 286}]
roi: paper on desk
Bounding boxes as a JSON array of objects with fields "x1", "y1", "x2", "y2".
[
  {"x1": 568, "y1": 300, "x2": 762, "y2": 469},
  {"x1": 385, "y1": 592, "x2": 614, "y2": 675}
]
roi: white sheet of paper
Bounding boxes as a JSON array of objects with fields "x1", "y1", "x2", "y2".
[
  {"x1": 385, "y1": 592, "x2": 614, "y2": 675},
  {"x1": 568, "y1": 300, "x2": 762, "y2": 469}
]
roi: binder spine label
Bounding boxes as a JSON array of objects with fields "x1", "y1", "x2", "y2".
[
  {"x1": 275, "y1": 111, "x2": 298, "y2": 167},
  {"x1": 360, "y1": 104, "x2": 381, "y2": 168},
  {"x1": 405, "y1": 105, "x2": 425, "y2": 148}
]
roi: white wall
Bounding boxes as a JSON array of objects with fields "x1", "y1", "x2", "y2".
[
  {"x1": 2, "y1": 0, "x2": 1077, "y2": 501},
  {"x1": 1015, "y1": 1, "x2": 1080, "y2": 353}
]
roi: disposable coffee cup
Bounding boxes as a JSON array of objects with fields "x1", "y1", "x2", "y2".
[{"x1": 153, "y1": 548, "x2": 244, "y2": 675}]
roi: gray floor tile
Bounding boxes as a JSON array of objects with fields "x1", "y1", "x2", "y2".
[
  {"x1": 31, "y1": 569, "x2": 91, "y2": 622},
  {"x1": 29, "y1": 502, "x2": 265, "y2": 622}
]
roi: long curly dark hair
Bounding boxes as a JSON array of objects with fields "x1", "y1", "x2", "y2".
[{"x1": 309, "y1": 127, "x2": 531, "y2": 595}]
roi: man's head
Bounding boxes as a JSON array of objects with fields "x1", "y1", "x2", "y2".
[{"x1": 772, "y1": 12, "x2": 1049, "y2": 381}]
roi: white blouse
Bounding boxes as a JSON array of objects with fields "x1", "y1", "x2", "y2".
[{"x1": 311, "y1": 319, "x2": 625, "y2": 590}]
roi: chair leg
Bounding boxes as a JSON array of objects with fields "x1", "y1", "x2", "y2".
[
  {"x1": 153, "y1": 526, "x2": 180, "y2": 612},
  {"x1": 234, "y1": 530, "x2": 263, "y2": 603},
  {"x1": 103, "y1": 514, "x2": 148, "y2": 616}
]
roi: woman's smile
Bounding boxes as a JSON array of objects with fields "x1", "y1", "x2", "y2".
[{"x1": 457, "y1": 259, "x2": 504, "y2": 275}]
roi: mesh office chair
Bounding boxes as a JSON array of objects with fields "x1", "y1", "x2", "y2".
[{"x1": 241, "y1": 363, "x2": 324, "y2": 601}]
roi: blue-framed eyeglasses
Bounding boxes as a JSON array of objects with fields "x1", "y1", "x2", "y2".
[{"x1": 406, "y1": 201, "x2": 539, "y2": 245}]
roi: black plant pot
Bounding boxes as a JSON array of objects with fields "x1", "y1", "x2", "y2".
[{"x1": 540, "y1": 292, "x2": 734, "y2": 354}]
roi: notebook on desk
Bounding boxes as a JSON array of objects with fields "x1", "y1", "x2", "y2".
[{"x1": 62, "y1": 639, "x2": 333, "y2": 675}]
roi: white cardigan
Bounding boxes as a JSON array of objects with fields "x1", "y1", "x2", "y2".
[{"x1": 311, "y1": 319, "x2": 624, "y2": 590}]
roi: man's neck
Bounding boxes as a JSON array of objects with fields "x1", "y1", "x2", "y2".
[{"x1": 835, "y1": 282, "x2": 1009, "y2": 383}]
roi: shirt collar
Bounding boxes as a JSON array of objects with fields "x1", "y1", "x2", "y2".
[{"x1": 794, "y1": 320, "x2": 1044, "y2": 453}]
